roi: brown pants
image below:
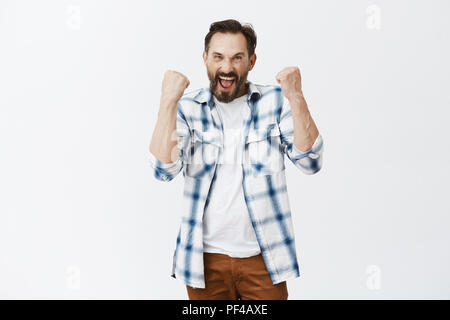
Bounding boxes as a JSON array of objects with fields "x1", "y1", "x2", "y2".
[{"x1": 186, "y1": 252, "x2": 288, "y2": 300}]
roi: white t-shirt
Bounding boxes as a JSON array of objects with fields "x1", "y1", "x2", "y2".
[{"x1": 202, "y1": 94, "x2": 261, "y2": 258}]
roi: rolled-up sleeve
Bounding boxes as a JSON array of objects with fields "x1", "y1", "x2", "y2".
[
  {"x1": 277, "y1": 91, "x2": 324, "y2": 175},
  {"x1": 148, "y1": 151, "x2": 183, "y2": 182},
  {"x1": 148, "y1": 102, "x2": 190, "y2": 182},
  {"x1": 286, "y1": 133, "x2": 323, "y2": 175}
]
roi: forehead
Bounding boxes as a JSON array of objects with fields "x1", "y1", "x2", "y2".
[{"x1": 209, "y1": 32, "x2": 247, "y2": 55}]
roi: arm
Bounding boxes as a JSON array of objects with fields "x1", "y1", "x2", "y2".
[
  {"x1": 276, "y1": 66, "x2": 324, "y2": 175},
  {"x1": 148, "y1": 70, "x2": 190, "y2": 181},
  {"x1": 278, "y1": 93, "x2": 323, "y2": 174}
]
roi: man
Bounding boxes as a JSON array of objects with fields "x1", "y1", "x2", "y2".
[{"x1": 149, "y1": 19, "x2": 324, "y2": 300}]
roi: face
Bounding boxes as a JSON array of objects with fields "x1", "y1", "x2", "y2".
[{"x1": 203, "y1": 32, "x2": 256, "y2": 103}]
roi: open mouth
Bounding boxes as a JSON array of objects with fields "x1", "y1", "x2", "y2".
[{"x1": 218, "y1": 76, "x2": 235, "y2": 90}]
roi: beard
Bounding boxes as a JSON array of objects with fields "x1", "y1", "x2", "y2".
[{"x1": 207, "y1": 69, "x2": 248, "y2": 103}]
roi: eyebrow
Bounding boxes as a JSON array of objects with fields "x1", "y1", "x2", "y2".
[{"x1": 212, "y1": 51, "x2": 245, "y2": 57}]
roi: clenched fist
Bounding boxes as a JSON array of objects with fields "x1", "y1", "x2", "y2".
[
  {"x1": 161, "y1": 70, "x2": 190, "y2": 105},
  {"x1": 275, "y1": 66, "x2": 303, "y2": 101}
]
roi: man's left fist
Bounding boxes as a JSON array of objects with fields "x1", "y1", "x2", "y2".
[{"x1": 275, "y1": 66, "x2": 303, "y2": 101}]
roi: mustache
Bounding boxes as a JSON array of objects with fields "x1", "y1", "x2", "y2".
[{"x1": 215, "y1": 73, "x2": 238, "y2": 80}]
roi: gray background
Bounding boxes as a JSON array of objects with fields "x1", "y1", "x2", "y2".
[{"x1": 0, "y1": 0, "x2": 449, "y2": 299}]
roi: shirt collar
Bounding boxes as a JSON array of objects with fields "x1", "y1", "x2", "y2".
[{"x1": 193, "y1": 80, "x2": 261, "y2": 106}]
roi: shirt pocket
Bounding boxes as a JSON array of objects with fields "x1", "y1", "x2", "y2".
[
  {"x1": 244, "y1": 123, "x2": 285, "y2": 176},
  {"x1": 184, "y1": 128, "x2": 221, "y2": 179}
]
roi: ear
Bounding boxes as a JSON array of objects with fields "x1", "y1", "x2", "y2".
[
  {"x1": 248, "y1": 53, "x2": 257, "y2": 71},
  {"x1": 202, "y1": 51, "x2": 207, "y2": 64}
]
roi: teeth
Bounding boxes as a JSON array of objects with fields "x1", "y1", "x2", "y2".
[{"x1": 219, "y1": 76, "x2": 235, "y2": 80}]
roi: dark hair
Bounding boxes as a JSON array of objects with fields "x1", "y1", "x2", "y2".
[{"x1": 204, "y1": 19, "x2": 257, "y2": 57}]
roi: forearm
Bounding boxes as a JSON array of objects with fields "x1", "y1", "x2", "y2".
[
  {"x1": 288, "y1": 93, "x2": 319, "y2": 152},
  {"x1": 149, "y1": 100, "x2": 179, "y2": 164}
]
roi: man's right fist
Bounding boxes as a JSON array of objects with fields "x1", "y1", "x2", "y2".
[{"x1": 161, "y1": 70, "x2": 190, "y2": 104}]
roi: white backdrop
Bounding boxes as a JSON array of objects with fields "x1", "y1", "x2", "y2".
[{"x1": 1, "y1": 0, "x2": 449, "y2": 299}]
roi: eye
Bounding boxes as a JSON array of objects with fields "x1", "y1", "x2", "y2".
[{"x1": 234, "y1": 56, "x2": 242, "y2": 60}]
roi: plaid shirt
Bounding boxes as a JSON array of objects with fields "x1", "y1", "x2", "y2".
[{"x1": 148, "y1": 80, "x2": 324, "y2": 289}]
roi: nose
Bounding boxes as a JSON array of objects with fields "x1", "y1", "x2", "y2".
[{"x1": 220, "y1": 59, "x2": 234, "y2": 75}]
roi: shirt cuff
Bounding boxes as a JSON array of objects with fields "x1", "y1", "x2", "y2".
[
  {"x1": 148, "y1": 151, "x2": 183, "y2": 181},
  {"x1": 288, "y1": 133, "x2": 323, "y2": 161}
]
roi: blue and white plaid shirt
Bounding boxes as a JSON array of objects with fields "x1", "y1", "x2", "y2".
[{"x1": 148, "y1": 80, "x2": 324, "y2": 288}]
